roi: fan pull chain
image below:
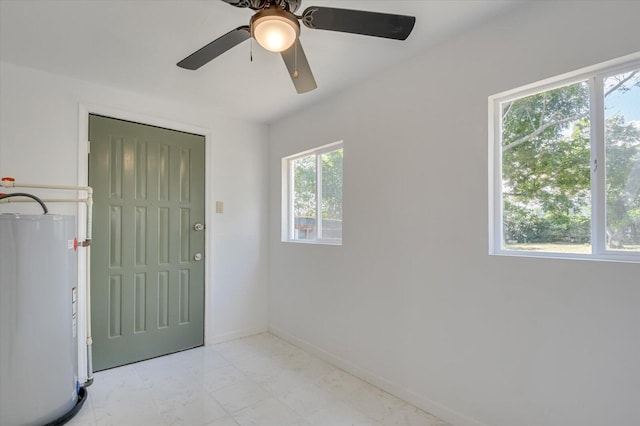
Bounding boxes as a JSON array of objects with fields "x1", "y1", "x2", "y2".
[
  {"x1": 293, "y1": 39, "x2": 299, "y2": 79},
  {"x1": 250, "y1": 38, "x2": 253, "y2": 62}
]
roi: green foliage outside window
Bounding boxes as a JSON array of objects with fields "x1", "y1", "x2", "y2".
[
  {"x1": 501, "y1": 71, "x2": 640, "y2": 251},
  {"x1": 291, "y1": 147, "x2": 343, "y2": 242}
]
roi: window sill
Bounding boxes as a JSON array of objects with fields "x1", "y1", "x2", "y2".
[
  {"x1": 282, "y1": 239, "x2": 342, "y2": 246},
  {"x1": 490, "y1": 249, "x2": 640, "y2": 264}
]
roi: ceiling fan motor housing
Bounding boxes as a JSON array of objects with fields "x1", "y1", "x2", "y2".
[{"x1": 222, "y1": 0, "x2": 302, "y2": 13}]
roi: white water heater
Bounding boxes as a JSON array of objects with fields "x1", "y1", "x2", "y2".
[{"x1": 0, "y1": 214, "x2": 79, "y2": 426}]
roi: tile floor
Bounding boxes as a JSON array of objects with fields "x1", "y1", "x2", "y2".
[{"x1": 67, "y1": 333, "x2": 451, "y2": 426}]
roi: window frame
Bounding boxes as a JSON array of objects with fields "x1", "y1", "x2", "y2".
[
  {"x1": 282, "y1": 141, "x2": 343, "y2": 245},
  {"x1": 489, "y1": 52, "x2": 640, "y2": 263}
]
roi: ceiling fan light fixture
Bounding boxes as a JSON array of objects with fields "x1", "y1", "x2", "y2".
[
  {"x1": 179, "y1": 1, "x2": 416, "y2": 94},
  {"x1": 251, "y1": 7, "x2": 300, "y2": 53}
]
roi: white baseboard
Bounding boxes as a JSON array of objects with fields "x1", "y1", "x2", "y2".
[
  {"x1": 268, "y1": 326, "x2": 488, "y2": 426},
  {"x1": 206, "y1": 326, "x2": 268, "y2": 345}
]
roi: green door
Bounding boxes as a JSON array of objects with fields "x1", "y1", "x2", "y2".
[{"x1": 89, "y1": 114, "x2": 205, "y2": 371}]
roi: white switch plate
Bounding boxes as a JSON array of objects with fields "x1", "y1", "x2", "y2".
[{"x1": 216, "y1": 201, "x2": 223, "y2": 214}]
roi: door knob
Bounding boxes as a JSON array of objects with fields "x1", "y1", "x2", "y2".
[
  {"x1": 193, "y1": 223, "x2": 204, "y2": 231},
  {"x1": 194, "y1": 253, "x2": 202, "y2": 261}
]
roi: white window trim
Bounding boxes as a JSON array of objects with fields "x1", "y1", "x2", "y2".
[
  {"x1": 281, "y1": 141, "x2": 343, "y2": 245},
  {"x1": 489, "y1": 52, "x2": 640, "y2": 263}
]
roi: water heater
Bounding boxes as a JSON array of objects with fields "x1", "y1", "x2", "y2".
[{"x1": 0, "y1": 213, "x2": 82, "y2": 426}]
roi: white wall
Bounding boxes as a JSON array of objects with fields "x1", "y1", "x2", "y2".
[
  {"x1": 0, "y1": 61, "x2": 269, "y2": 379},
  {"x1": 268, "y1": 2, "x2": 640, "y2": 426}
]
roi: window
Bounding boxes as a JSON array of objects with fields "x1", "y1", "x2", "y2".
[
  {"x1": 283, "y1": 142, "x2": 343, "y2": 244},
  {"x1": 490, "y1": 54, "x2": 640, "y2": 262}
]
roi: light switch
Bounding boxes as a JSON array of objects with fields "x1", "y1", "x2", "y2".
[{"x1": 216, "y1": 201, "x2": 224, "y2": 214}]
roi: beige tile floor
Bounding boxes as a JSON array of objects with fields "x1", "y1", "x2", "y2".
[{"x1": 67, "y1": 333, "x2": 450, "y2": 426}]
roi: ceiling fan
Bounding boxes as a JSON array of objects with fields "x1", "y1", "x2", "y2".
[{"x1": 177, "y1": 0, "x2": 416, "y2": 94}]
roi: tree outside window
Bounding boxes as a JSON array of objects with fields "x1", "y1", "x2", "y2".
[
  {"x1": 286, "y1": 143, "x2": 343, "y2": 244},
  {"x1": 493, "y1": 59, "x2": 640, "y2": 260}
]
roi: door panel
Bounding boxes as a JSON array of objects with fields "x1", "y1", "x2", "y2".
[{"x1": 89, "y1": 114, "x2": 205, "y2": 371}]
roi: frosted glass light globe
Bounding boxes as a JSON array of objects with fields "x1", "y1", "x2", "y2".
[{"x1": 251, "y1": 9, "x2": 300, "y2": 53}]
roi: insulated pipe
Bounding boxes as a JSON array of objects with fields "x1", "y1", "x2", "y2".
[{"x1": 1, "y1": 177, "x2": 94, "y2": 386}]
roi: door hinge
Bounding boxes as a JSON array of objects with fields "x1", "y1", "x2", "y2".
[{"x1": 87, "y1": 140, "x2": 91, "y2": 154}]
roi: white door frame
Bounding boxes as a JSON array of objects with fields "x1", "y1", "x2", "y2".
[{"x1": 76, "y1": 103, "x2": 213, "y2": 382}]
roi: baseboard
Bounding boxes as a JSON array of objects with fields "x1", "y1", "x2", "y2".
[
  {"x1": 268, "y1": 326, "x2": 488, "y2": 426},
  {"x1": 206, "y1": 326, "x2": 268, "y2": 345}
]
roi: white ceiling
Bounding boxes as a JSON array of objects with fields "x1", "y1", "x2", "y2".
[{"x1": 0, "y1": 0, "x2": 522, "y2": 123}]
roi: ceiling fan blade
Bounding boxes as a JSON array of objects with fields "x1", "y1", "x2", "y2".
[
  {"x1": 220, "y1": 0, "x2": 254, "y2": 8},
  {"x1": 281, "y1": 40, "x2": 317, "y2": 94},
  {"x1": 301, "y1": 7, "x2": 416, "y2": 40},
  {"x1": 177, "y1": 26, "x2": 250, "y2": 70}
]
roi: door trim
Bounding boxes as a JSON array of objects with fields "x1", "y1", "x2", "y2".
[{"x1": 77, "y1": 103, "x2": 212, "y2": 381}]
